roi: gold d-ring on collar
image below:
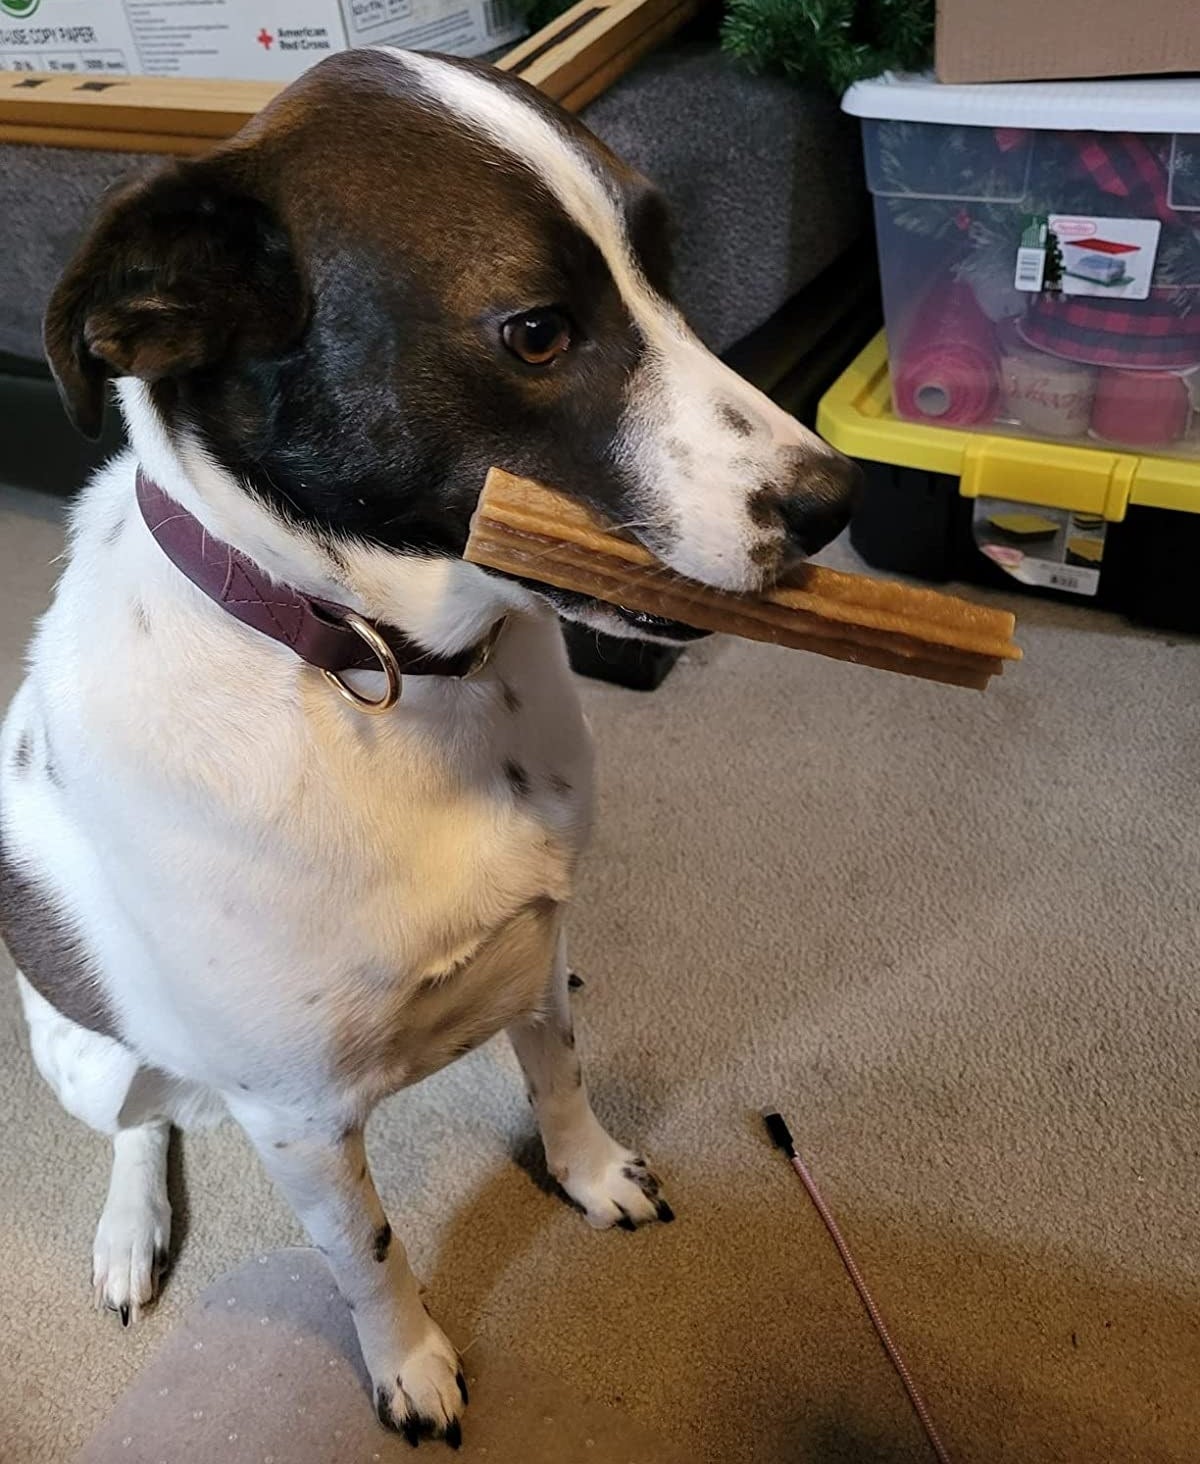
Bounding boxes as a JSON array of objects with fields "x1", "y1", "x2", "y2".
[{"x1": 322, "y1": 611, "x2": 402, "y2": 714}]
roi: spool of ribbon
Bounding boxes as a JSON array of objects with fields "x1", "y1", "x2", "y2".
[
  {"x1": 1090, "y1": 367, "x2": 1191, "y2": 447},
  {"x1": 894, "y1": 280, "x2": 1000, "y2": 427},
  {"x1": 1021, "y1": 291, "x2": 1200, "y2": 371},
  {"x1": 1001, "y1": 343, "x2": 1096, "y2": 439}
]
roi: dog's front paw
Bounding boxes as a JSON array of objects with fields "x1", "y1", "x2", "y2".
[
  {"x1": 556, "y1": 1137, "x2": 674, "y2": 1231},
  {"x1": 92, "y1": 1193, "x2": 170, "y2": 1326},
  {"x1": 373, "y1": 1316, "x2": 467, "y2": 1449}
]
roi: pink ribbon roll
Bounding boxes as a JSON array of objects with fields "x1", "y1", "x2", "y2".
[
  {"x1": 894, "y1": 280, "x2": 1000, "y2": 427},
  {"x1": 1090, "y1": 368, "x2": 1191, "y2": 447}
]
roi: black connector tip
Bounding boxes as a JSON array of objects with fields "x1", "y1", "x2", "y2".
[{"x1": 762, "y1": 1109, "x2": 796, "y2": 1158}]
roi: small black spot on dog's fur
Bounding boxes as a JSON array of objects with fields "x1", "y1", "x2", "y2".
[
  {"x1": 500, "y1": 681, "x2": 521, "y2": 714},
  {"x1": 719, "y1": 402, "x2": 755, "y2": 438},
  {"x1": 12, "y1": 732, "x2": 32, "y2": 772},
  {"x1": 373, "y1": 1222, "x2": 392, "y2": 1262},
  {"x1": 237, "y1": 1081, "x2": 251, "y2": 1091},
  {"x1": 273, "y1": 1139, "x2": 289, "y2": 1149},
  {"x1": 44, "y1": 751, "x2": 63, "y2": 788},
  {"x1": 504, "y1": 760, "x2": 530, "y2": 796}
]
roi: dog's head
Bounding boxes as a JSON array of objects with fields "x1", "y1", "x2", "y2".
[{"x1": 45, "y1": 49, "x2": 859, "y2": 641}]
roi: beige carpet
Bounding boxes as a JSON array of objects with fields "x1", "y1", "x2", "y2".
[{"x1": 1, "y1": 480, "x2": 1198, "y2": 1464}]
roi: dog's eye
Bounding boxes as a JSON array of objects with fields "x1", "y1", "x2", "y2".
[{"x1": 502, "y1": 308, "x2": 572, "y2": 366}]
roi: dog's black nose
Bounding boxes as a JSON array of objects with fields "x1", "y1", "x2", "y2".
[{"x1": 777, "y1": 453, "x2": 863, "y2": 558}]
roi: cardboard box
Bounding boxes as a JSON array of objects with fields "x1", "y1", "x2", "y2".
[
  {"x1": 0, "y1": 0, "x2": 525, "y2": 82},
  {"x1": 935, "y1": 0, "x2": 1200, "y2": 85}
]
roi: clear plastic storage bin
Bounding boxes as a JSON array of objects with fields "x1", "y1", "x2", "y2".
[{"x1": 843, "y1": 75, "x2": 1200, "y2": 458}]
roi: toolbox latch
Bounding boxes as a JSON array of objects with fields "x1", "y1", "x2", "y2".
[{"x1": 959, "y1": 435, "x2": 1132, "y2": 522}]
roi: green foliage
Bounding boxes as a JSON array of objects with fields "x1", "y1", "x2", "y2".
[
  {"x1": 721, "y1": 0, "x2": 934, "y2": 93},
  {"x1": 505, "y1": 0, "x2": 934, "y2": 92}
]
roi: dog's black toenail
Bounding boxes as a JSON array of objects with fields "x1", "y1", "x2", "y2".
[
  {"x1": 402, "y1": 1414, "x2": 421, "y2": 1447},
  {"x1": 656, "y1": 1200, "x2": 675, "y2": 1223},
  {"x1": 376, "y1": 1385, "x2": 396, "y2": 1431},
  {"x1": 373, "y1": 1222, "x2": 392, "y2": 1262},
  {"x1": 120, "y1": 1304, "x2": 130, "y2": 1327},
  {"x1": 456, "y1": 1370, "x2": 469, "y2": 1405},
  {"x1": 567, "y1": 971, "x2": 584, "y2": 990},
  {"x1": 615, "y1": 1204, "x2": 636, "y2": 1232},
  {"x1": 445, "y1": 1419, "x2": 462, "y2": 1449}
]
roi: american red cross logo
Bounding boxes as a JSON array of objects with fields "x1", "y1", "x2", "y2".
[{"x1": 256, "y1": 27, "x2": 274, "y2": 49}]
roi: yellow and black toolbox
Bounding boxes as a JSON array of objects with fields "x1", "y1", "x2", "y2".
[{"x1": 818, "y1": 334, "x2": 1200, "y2": 634}]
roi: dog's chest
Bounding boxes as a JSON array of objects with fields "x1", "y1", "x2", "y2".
[
  {"x1": 223, "y1": 657, "x2": 592, "y2": 1095},
  {"x1": 21, "y1": 540, "x2": 593, "y2": 1093}
]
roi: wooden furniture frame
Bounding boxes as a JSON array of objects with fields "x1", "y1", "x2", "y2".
[{"x1": 0, "y1": 0, "x2": 699, "y2": 155}]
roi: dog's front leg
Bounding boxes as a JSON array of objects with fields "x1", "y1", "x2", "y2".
[
  {"x1": 230, "y1": 1104, "x2": 466, "y2": 1445},
  {"x1": 508, "y1": 933, "x2": 674, "y2": 1230}
]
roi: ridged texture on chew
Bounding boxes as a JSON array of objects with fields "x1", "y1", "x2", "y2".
[{"x1": 466, "y1": 470, "x2": 1021, "y2": 689}]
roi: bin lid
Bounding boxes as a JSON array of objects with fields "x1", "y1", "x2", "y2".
[{"x1": 843, "y1": 72, "x2": 1200, "y2": 135}]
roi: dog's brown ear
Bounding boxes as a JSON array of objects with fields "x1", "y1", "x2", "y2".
[{"x1": 44, "y1": 160, "x2": 306, "y2": 440}]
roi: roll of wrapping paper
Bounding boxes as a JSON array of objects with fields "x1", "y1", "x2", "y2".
[
  {"x1": 894, "y1": 279, "x2": 1000, "y2": 427},
  {"x1": 1090, "y1": 368, "x2": 1191, "y2": 447}
]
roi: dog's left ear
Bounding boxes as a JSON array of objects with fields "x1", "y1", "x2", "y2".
[{"x1": 45, "y1": 159, "x2": 307, "y2": 439}]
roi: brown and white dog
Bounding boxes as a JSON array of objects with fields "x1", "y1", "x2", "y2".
[{"x1": 0, "y1": 49, "x2": 858, "y2": 1447}]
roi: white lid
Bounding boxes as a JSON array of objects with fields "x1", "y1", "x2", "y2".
[{"x1": 843, "y1": 72, "x2": 1200, "y2": 134}]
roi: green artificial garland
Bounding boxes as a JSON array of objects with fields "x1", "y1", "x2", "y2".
[
  {"x1": 721, "y1": 0, "x2": 933, "y2": 92},
  {"x1": 509, "y1": 0, "x2": 935, "y2": 92}
]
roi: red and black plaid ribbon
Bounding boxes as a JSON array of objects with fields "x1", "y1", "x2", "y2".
[
  {"x1": 1072, "y1": 134, "x2": 1180, "y2": 227},
  {"x1": 1023, "y1": 291, "x2": 1200, "y2": 369},
  {"x1": 996, "y1": 129, "x2": 1181, "y2": 226}
]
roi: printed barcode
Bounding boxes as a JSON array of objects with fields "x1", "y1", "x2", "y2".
[
  {"x1": 483, "y1": 0, "x2": 521, "y2": 33},
  {"x1": 1014, "y1": 247, "x2": 1046, "y2": 292}
]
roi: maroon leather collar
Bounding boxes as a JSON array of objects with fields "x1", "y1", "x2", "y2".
[{"x1": 136, "y1": 469, "x2": 502, "y2": 685}]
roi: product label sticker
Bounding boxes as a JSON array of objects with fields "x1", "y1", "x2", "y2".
[
  {"x1": 973, "y1": 497, "x2": 1105, "y2": 597},
  {"x1": 1015, "y1": 214, "x2": 1161, "y2": 300},
  {"x1": 1014, "y1": 215, "x2": 1048, "y2": 293}
]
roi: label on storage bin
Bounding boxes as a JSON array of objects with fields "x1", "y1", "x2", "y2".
[
  {"x1": 973, "y1": 497, "x2": 1105, "y2": 596},
  {"x1": 1014, "y1": 214, "x2": 1161, "y2": 301}
]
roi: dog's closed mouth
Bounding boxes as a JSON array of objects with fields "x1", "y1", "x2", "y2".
[{"x1": 612, "y1": 605, "x2": 712, "y2": 641}]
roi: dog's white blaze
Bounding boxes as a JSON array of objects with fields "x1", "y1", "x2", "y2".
[{"x1": 387, "y1": 49, "x2": 837, "y2": 590}]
